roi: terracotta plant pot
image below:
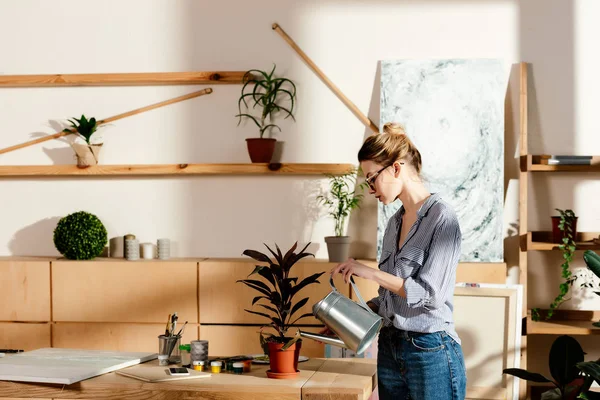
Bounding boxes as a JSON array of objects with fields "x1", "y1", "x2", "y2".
[
  {"x1": 246, "y1": 138, "x2": 276, "y2": 163},
  {"x1": 72, "y1": 143, "x2": 103, "y2": 168},
  {"x1": 266, "y1": 339, "x2": 301, "y2": 379},
  {"x1": 551, "y1": 216, "x2": 578, "y2": 243}
]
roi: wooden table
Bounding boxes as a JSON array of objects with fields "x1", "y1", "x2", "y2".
[{"x1": 0, "y1": 357, "x2": 377, "y2": 400}]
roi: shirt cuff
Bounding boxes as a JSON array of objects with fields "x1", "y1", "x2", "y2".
[{"x1": 404, "y1": 277, "x2": 430, "y2": 309}]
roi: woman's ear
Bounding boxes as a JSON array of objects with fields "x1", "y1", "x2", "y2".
[{"x1": 393, "y1": 161, "x2": 402, "y2": 177}]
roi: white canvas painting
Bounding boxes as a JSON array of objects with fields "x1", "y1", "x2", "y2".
[
  {"x1": 379, "y1": 59, "x2": 507, "y2": 262},
  {"x1": 0, "y1": 348, "x2": 156, "y2": 385}
]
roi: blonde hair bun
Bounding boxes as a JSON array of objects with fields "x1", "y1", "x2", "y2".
[{"x1": 382, "y1": 122, "x2": 406, "y2": 136}]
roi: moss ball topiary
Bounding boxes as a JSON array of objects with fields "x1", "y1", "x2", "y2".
[{"x1": 53, "y1": 211, "x2": 108, "y2": 260}]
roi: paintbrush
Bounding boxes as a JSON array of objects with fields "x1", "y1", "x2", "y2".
[
  {"x1": 164, "y1": 314, "x2": 172, "y2": 336},
  {"x1": 175, "y1": 321, "x2": 188, "y2": 338}
]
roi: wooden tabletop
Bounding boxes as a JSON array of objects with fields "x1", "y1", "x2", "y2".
[{"x1": 0, "y1": 357, "x2": 377, "y2": 400}]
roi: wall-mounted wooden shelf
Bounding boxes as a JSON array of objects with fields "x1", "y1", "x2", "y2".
[
  {"x1": 522, "y1": 231, "x2": 600, "y2": 251},
  {"x1": 0, "y1": 163, "x2": 355, "y2": 177},
  {"x1": 527, "y1": 310, "x2": 600, "y2": 335},
  {"x1": 0, "y1": 71, "x2": 252, "y2": 87},
  {"x1": 521, "y1": 155, "x2": 600, "y2": 172}
]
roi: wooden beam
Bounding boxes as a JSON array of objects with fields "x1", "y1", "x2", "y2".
[
  {"x1": 0, "y1": 163, "x2": 356, "y2": 177},
  {"x1": 0, "y1": 71, "x2": 251, "y2": 87}
]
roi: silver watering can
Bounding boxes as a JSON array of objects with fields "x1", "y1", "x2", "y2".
[{"x1": 299, "y1": 276, "x2": 383, "y2": 355}]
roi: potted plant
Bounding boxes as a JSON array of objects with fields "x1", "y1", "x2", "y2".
[
  {"x1": 552, "y1": 208, "x2": 578, "y2": 244},
  {"x1": 237, "y1": 242, "x2": 324, "y2": 378},
  {"x1": 317, "y1": 169, "x2": 367, "y2": 262},
  {"x1": 504, "y1": 335, "x2": 600, "y2": 400},
  {"x1": 236, "y1": 64, "x2": 296, "y2": 163},
  {"x1": 64, "y1": 114, "x2": 103, "y2": 168}
]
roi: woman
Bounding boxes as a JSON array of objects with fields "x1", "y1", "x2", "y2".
[{"x1": 330, "y1": 122, "x2": 467, "y2": 400}]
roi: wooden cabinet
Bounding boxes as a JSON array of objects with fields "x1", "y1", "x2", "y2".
[
  {"x1": 199, "y1": 259, "x2": 348, "y2": 325},
  {"x1": 53, "y1": 323, "x2": 199, "y2": 352},
  {"x1": 0, "y1": 259, "x2": 51, "y2": 321},
  {"x1": 0, "y1": 323, "x2": 50, "y2": 350},
  {"x1": 52, "y1": 260, "x2": 198, "y2": 323}
]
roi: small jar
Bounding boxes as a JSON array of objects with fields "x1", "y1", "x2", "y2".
[
  {"x1": 232, "y1": 362, "x2": 244, "y2": 374},
  {"x1": 192, "y1": 360, "x2": 205, "y2": 371},
  {"x1": 211, "y1": 361, "x2": 222, "y2": 374},
  {"x1": 179, "y1": 344, "x2": 191, "y2": 367},
  {"x1": 225, "y1": 359, "x2": 235, "y2": 372}
]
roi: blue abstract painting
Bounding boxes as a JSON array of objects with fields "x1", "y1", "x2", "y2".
[{"x1": 379, "y1": 59, "x2": 507, "y2": 262}]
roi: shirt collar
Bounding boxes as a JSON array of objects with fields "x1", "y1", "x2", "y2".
[{"x1": 395, "y1": 193, "x2": 439, "y2": 223}]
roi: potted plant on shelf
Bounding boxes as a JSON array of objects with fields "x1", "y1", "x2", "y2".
[
  {"x1": 532, "y1": 208, "x2": 578, "y2": 322},
  {"x1": 236, "y1": 64, "x2": 296, "y2": 163},
  {"x1": 237, "y1": 242, "x2": 324, "y2": 379},
  {"x1": 317, "y1": 168, "x2": 367, "y2": 262},
  {"x1": 64, "y1": 114, "x2": 103, "y2": 168},
  {"x1": 53, "y1": 211, "x2": 108, "y2": 260}
]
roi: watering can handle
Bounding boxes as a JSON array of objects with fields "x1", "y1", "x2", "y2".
[{"x1": 329, "y1": 275, "x2": 377, "y2": 315}]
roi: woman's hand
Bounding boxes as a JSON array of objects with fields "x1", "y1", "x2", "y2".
[{"x1": 330, "y1": 258, "x2": 375, "y2": 283}]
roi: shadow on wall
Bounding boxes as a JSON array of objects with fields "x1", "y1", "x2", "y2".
[
  {"x1": 30, "y1": 119, "x2": 77, "y2": 164},
  {"x1": 347, "y1": 62, "x2": 381, "y2": 260},
  {"x1": 8, "y1": 217, "x2": 61, "y2": 256}
]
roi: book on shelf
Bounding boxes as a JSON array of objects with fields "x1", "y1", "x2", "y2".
[{"x1": 539, "y1": 155, "x2": 598, "y2": 165}]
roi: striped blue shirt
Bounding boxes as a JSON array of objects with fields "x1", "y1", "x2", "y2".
[{"x1": 371, "y1": 193, "x2": 462, "y2": 344}]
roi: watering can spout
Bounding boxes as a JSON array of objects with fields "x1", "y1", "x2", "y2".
[{"x1": 298, "y1": 330, "x2": 347, "y2": 348}]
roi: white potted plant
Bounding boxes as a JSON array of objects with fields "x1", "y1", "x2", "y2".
[
  {"x1": 64, "y1": 114, "x2": 103, "y2": 168},
  {"x1": 318, "y1": 169, "x2": 367, "y2": 262}
]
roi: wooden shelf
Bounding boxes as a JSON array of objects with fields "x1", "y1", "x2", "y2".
[
  {"x1": 523, "y1": 231, "x2": 600, "y2": 251},
  {"x1": 527, "y1": 310, "x2": 600, "y2": 335},
  {"x1": 521, "y1": 155, "x2": 600, "y2": 172},
  {"x1": 0, "y1": 71, "x2": 252, "y2": 87},
  {"x1": 0, "y1": 163, "x2": 355, "y2": 177}
]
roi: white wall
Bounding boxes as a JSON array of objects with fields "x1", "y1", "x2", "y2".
[{"x1": 1, "y1": 0, "x2": 599, "y2": 381}]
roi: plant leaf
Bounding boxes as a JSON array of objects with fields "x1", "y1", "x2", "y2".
[
  {"x1": 549, "y1": 335, "x2": 585, "y2": 386},
  {"x1": 289, "y1": 297, "x2": 309, "y2": 318},
  {"x1": 502, "y1": 368, "x2": 554, "y2": 384},
  {"x1": 577, "y1": 361, "x2": 600, "y2": 386},
  {"x1": 289, "y1": 312, "x2": 314, "y2": 325},
  {"x1": 290, "y1": 272, "x2": 324, "y2": 298},
  {"x1": 237, "y1": 280, "x2": 271, "y2": 296},
  {"x1": 242, "y1": 249, "x2": 271, "y2": 263}
]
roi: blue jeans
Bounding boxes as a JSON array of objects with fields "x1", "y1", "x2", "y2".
[{"x1": 377, "y1": 326, "x2": 467, "y2": 400}]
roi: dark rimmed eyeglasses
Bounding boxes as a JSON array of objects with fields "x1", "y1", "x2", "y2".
[{"x1": 365, "y1": 162, "x2": 404, "y2": 191}]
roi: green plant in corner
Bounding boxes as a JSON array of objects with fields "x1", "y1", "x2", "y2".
[
  {"x1": 532, "y1": 208, "x2": 577, "y2": 321},
  {"x1": 237, "y1": 242, "x2": 324, "y2": 349},
  {"x1": 63, "y1": 114, "x2": 99, "y2": 144},
  {"x1": 317, "y1": 169, "x2": 367, "y2": 237},
  {"x1": 236, "y1": 64, "x2": 296, "y2": 138},
  {"x1": 53, "y1": 211, "x2": 108, "y2": 260}
]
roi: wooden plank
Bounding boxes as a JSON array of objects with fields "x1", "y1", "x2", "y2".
[
  {"x1": 0, "y1": 323, "x2": 51, "y2": 351},
  {"x1": 527, "y1": 309, "x2": 600, "y2": 335},
  {"x1": 199, "y1": 325, "x2": 325, "y2": 358},
  {"x1": 0, "y1": 71, "x2": 250, "y2": 87},
  {"x1": 301, "y1": 358, "x2": 376, "y2": 400},
  {"x1": 199, "y1": 259, "x2": 348, "y2": 325},
  {"x1": 52, "y1": 261, "x2": 198, "y2": 323},
  {"x1": 0, "y1": 163, "x2": 356, "y2": 177},
  {"x1": 52, "y1": 323, "x2": 199, "y2": 352},
  {"x1": 0, "y1": 260, "x2": 51, "y2": 321},
  {"x1": 526, "y1": 231, "x2": 600, "y2": 251}
]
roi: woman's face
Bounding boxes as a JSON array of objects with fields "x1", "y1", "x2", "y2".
[{"x1": 361, "y1": 160, "x2": 402, "y2": 205}]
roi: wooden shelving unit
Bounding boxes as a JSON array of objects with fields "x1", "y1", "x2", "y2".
[
  {"x1": 0, "y1": 163, "x2": 355, "y2": 177},
  {"x1": 521, "y1": 154, "x2": 600, "y2": 172},
  {"x1": 0, "y1": 71, "x2": 252, "y2": 87},
  {"x1": 523, "y1": 231, "x2": 600, "y2": 251},
  {"x1": 527, "y1": 310, "x2": 600, "y2": 335}
]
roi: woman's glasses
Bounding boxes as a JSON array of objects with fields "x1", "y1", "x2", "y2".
[{"x1": 365, "y1": 162, "x2": 403, "y2": 191}]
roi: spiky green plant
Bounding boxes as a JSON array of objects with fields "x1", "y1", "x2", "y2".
[
  {"x1": 318, "y1": 169, "x2": 367, "y2": 237},
  {"x1": 236, "y1": 64, "x2": 296, "y2": 138},
  {"x1": 63, "y1": 114, "x2": 99, "y2": 144}
]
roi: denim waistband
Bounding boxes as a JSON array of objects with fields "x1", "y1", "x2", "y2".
[{"x1": 380, "y1": 325, "x2": 448, "y2": 340}]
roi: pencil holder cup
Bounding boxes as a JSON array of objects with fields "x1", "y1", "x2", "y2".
[{"x1": 158, "y1": 334, "x2": 181, "y2": 366}]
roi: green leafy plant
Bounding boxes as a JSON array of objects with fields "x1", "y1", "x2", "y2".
[
  {"x1": 63, "y1": 114, "x2": 100, "y2": 144},
  {"x1": 504, "y1": 335, "x2": 600, "y2": 400},
  {"x1": 236, "y1": 64, "x2": 296, "y2": 139},
  {"x1": 237, "y1": 242, "x2": 324, "y2": 348},
  {"x1": 317, "y1": 169, "x2": 367, "y2": 237},
  {"x1": 533, "y1": 209, "x2": 577, "y2": 321},
  {"x1": 53, "y1": 211, "x2": 108, "y2": 260},
  {"x1": 583, "y1": 250, "x2": 600, "y2": 327}
]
